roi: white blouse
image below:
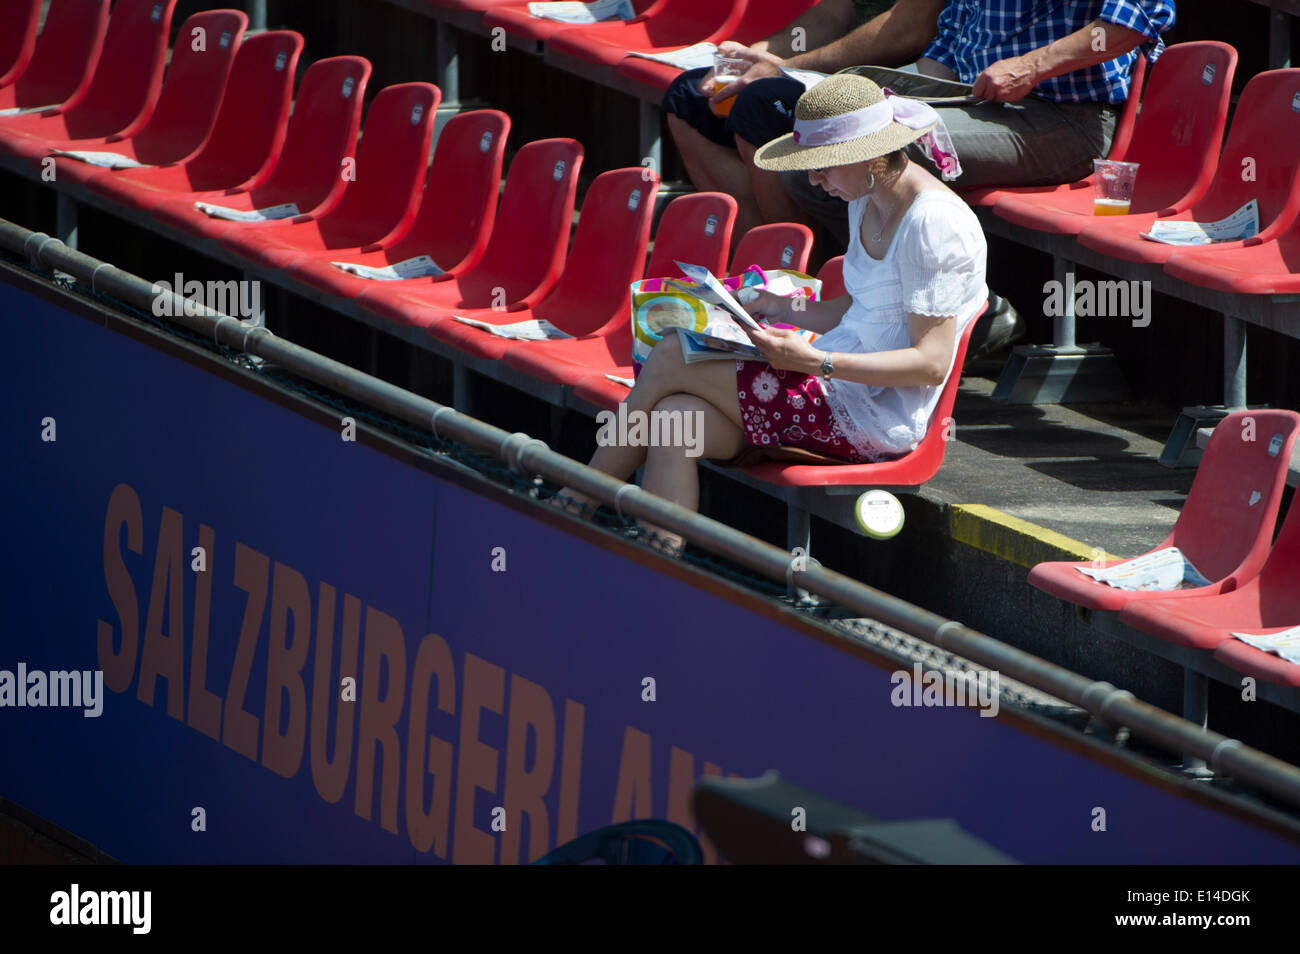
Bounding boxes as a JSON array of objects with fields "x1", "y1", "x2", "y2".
[{"x1": 816, "y1": 188, "x2": 988, "y2": 459}]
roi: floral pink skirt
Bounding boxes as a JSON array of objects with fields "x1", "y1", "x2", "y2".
[{"x1": 735, "y1": 361, "x2": 873, "y2": 464}]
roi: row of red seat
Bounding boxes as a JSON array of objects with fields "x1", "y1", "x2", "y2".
[
  {"x1": 0, "y1": 0, "x2": 969, "y2": 497},
  {"x1": 966, "y1": 41, "x2": 1300, "y2": 293},
  {"x1": 1031, "y1": 409, "x2": 1300, "y2": 688},
  {"x1": 434, "y1": 0, "x2": 817, "y2": 96}
]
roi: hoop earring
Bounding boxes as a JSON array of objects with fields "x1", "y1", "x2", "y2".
[{"x1": 867, "y1": 172, "x2": 875, "y2": 190}]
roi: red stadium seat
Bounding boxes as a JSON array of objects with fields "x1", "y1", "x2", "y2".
[
  {"x1": 150, "y1": 56, "x2": 371, "y2": 241},
  {"x1": 959, "y1": 52, "x2": 1152, "y2": 211},
  {"x1": 0, "y1": 0, "x2": 41, "y2": 88},
  {"x1": 992, "y1": 43, "x2": 1235, "y2": 234},
  {"x1": 483, "y1": 0, "x2": 664, "y2": 48},
  {"x1": 1162, "y1": 215, "x2": 1300, "y2": 295},
  {"x1": 730, "y1": 221, "x2": 813, "y2": 273},
  {"x1": 1029, "y1": 409, "x2": 1300, "y2": 612},
  {"x1": 739, "y1": 300, "x2": 986, "y2": 489},
  {"x1": 0, "y1": 0, "x2": 177, "y2": 155},
  {"x1": 502, "y1": 191, "x2": 736, "y2": 389},
  {"x1": 1118, "y1": 487, "x2": 1300, "y2": 654},
  {"x1": 427, "y1": 167, "x2": 659, "y2": 361},
  {"x1": 817, "y1": 255, "x2": 845, "y2": 299},
  {"x1": 0, "y1": 0, "x2": 110, "y2": 114},
  {"x1": 616, "y1": 0, "x2": 819, "y2": 92},
  {"x1": 218, "y1": 82, "x2": 441, "y2": 270},
  {"x1": 86, "y1": 31, "x2": 303, "y2": 209},
  {"x1": 356, "y1": 137, "x2": 583, "y2": 330},
  {"x1": 280, "y1": 109, "x2": 509, "y2": 299},
  {"x1": 545, "y1": 0, "x2": 745, "y2": 69},
  {"x1": 1076, "y1": 68, "x2": 1300, "y2": 265},
  {"x1": 39, "y1": 10, "x2": 248, "y2": 187},
  {"x1": 1213, "y1": 639, "x2": 1300, "y2": 689}
]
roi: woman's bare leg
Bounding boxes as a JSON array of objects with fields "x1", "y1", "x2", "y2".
[
  {"x1": 556, "y1": 336, "x2": 746, "y2": 511},
  {"x1": 638, "y1": 393, "x2": 747, "y2": 552}
]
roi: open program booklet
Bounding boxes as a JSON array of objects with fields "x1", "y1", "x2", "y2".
[{"x1": 1074, "y1": 546, "x2": 1212, "y2": 591}]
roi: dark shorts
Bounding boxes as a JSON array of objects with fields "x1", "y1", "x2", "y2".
[{"x1": 662, "y1": 67, "x2": 806, "y2": 149}]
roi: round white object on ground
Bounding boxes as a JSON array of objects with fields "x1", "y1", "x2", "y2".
[{"x1": 855, "y1": 489, "x2": 904, "y2": 539}]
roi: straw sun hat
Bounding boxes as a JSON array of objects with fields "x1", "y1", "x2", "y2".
[{"x1": 754, "y1": 74, "x2": 959, "y2": 179}]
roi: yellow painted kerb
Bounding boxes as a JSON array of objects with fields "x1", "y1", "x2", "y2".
[{"x1": 949, "y1": 504, "x2": 1117, "y2": 568}]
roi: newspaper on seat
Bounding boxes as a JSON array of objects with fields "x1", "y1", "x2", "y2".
[
  {"x1": 527, "y1": 0, "x2": 634, "y2": 23},
  {"x1": 1075, "y1": 546, "x2": 1212, "y2": 591}
]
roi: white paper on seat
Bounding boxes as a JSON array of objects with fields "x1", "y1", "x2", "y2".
[
  {"x1": 0, "y1": 104, "x2": 58, "y2": 116},
  {"x1": 1074, "y1": 546, "x2": 1212, "y2": 591},
  {"x1": 527, "y1": 0, "x2": 634, "y2": 23},
  {"x1": 452, "y1": 316, "x2": 571, "y2": 341},
  {"x1": 50, "y1": 150, "x2": 144, "y2": 169},
  {"x1": 605, "y1": 373, "x2": 635, "y2": 388},
  {"x1": 329, "y1": 255, "x2": 443, "y2": 281},
  {"x1": 625, "y1": 42, "x2": 717, "y2": 71},
  {"x1": 1231, "y1": 626, "x2": 1300, "y2": 665},
  {"x1": 1141, "y1": 199, "x2": 1260, "y2": 246},
  {"x1": 194, "y1": 201, "x2": 300, "y2": 222}
]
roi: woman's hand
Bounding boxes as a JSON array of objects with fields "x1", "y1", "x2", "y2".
[
  {"x1": 744, "y1": 325, "x2": 824, "y2": 375},
  {"x1": 738, "y1": 288, "x2": 792, "y2": 324}
]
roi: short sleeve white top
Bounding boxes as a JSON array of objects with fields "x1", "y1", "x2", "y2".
[{"x1": 816, "y1": 189, "x2": 988, "y2": 459}]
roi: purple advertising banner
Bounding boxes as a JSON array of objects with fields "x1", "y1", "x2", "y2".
[{"x1": 2, "y1": 273, "x2": 1299, "y2": 864}]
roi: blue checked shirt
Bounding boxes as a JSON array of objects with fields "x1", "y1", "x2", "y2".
[{"x1": 921, "y1": 1, "x2": 1176, "y2": 104}]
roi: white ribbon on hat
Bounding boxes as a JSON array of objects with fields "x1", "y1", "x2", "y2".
[{"x1": 791, "y1": 89, "x2": 962, "y2": 180}]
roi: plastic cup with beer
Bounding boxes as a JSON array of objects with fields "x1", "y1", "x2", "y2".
[
  {"x1": 710, "y1": 52, "x2": 747, "y2": 117},
  {"x1": 1092, "y1": 159, "x2": 1139, "y2": 216}
]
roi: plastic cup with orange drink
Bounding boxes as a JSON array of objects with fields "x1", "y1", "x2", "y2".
[
  {"x1": 710, "y1": 52, "x2": 748, "y2": 117},
  {"x1": 1093, "y1": 159, "x2": 1139, "y2": 215}
]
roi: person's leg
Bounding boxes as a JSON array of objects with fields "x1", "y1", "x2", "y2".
[
  {"x1": 908, "y1": 98, "x2": 1117, "y2": 188},
  {"x1": 735, "y1": 135, "x2": 825, "y2": 265},
  {"x1": 556, "y1": 335, "x2": 744, "y2": 507},
  {"x1": 639, "y1": 393, "x2": 747, "y2": 552}
]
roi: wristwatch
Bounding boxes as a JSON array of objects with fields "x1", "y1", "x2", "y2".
[{"x1": 819, "y1": 351, "x2": 834, "y2": 380}]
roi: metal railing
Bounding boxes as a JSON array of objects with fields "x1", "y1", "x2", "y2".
[{"x1": 6, "y1": 216, "x2": 1300, "y2": 814}]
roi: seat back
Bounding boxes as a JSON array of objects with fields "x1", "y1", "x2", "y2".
[
  {"x1": 1103, "y1": 50, "x2": 1146, "y2": 161},
  {"x1": 534, "y1": 167, "x2": 659, "y2": 336},
  {"x1": 129, "y1": 9, "x2": 247, "y2": 163},
  {"x1": 401, "y1": 109, "x2": 509, "y2": 273},
  {"x1": 183, "y1": 31, "x2": 303, "y2": 189},
  {"x1": 319, "y1": 82, "x2": 440, "y2": 244},
  {"x1": 5, "y1": 0, "x2": 110, "y2": 110},
  {"x1": 730, "y1": 222, "x2": 813, "y2": 274},
  {"x1": 1121, "y1": 42, "x2": 1236, "y2": 213},
  {"x1": 247, "y1": 56, "x2": 371, "y2": 211},
  {"x1": 1190, "y1": 68, "x2": 1300, "y2": 234},
  {"x1": 645, "y1": 191, "x2": 735, "y2": 280},
  {"x1": 731, "y1": 0, "x2": 819, "y2": 45},
  {"x1": 455, "y1": 138, "x2": 583, "y2": 305},
  {"x1": 816, "y1": 256, "x2": 845, "y2": 299},
  {"x1": 61, "y1": 0, "x2": 177, "y2": 140},
  {"x1": 0, "y1": 0, "x2": 41, "y2": 87},
  {"x1": 649, "y1": 0, "x2": 746, "y2": 42},
  {"x1": 890, "y1": 301, "x2": 984, "y2": 481},
  {"x1": 1170, "y1": 409, "x2": 1300, "y2": 585}
]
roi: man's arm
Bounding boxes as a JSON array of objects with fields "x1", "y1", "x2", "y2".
[
  {"x1": 705, "y1": 0, "x2": 945, "y2": 107},
  {"x1": 972, "y1": 20, "x2": 1149, "y2": 102},
  {"x1": 757, "y1": 0, "x2": 855, "y2": 58},
  {"x1": 786, "y1": 0, "x2": 946, "y2": 73}
]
